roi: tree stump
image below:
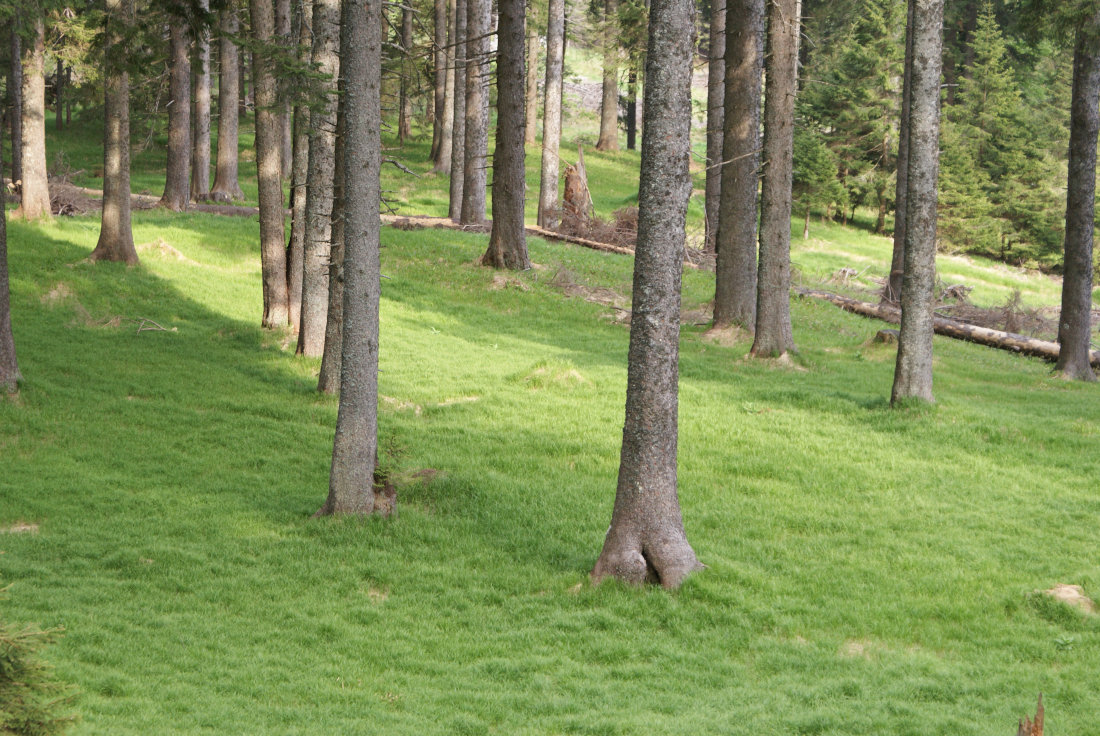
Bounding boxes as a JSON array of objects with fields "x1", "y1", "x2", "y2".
[{"x1": 1017, "y1": 693, "x2": 1043, "y2": 736}]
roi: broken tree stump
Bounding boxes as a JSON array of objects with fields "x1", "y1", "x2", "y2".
[{"x1": 1016, "y1": 693, "x2": 1043, "y2": 736}]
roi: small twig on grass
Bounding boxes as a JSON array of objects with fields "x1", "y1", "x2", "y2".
[{"x1": 132, "y1": 318, "x2": 177, "y2": 334}]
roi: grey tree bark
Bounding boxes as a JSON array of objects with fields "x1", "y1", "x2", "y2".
[
  {"x1": 537, "y1": 0, "x2": 564, "y2": 227},
  {"x1": 595, "y1": 0, "x2": 619, "y2": 151},
  {"x1": 702, "y1": 0, "x2": 724, "y2": 253},
  {"x1": 592, "y1": 0, "x2": 702, "y2": 591},
  {"x1": 191, "y1": 0, "x2": 212, "y2": 202},
  {"x1": 54, "y1": 58, "x2": 64, "y2": 131},
  {"x1": 891, "y1": 0, "x2": 944, "y2": 404},
  {"x1": 482, "y1": 0, "x2": 530, "y2": 269},
  {"x1": 749, "y1": 0, "x2": 800, "y2": 358},
  {"x1": 90, "y1": 0, "x2": 139, "y2": 267},
  {"x1": 398, "y1": 4, "x2": 414, "y2": 143},
  {"x1": 297, "y1": 0, "x2": 340, "y2": 358},
  {"x1": 711, "y1": 0, "x2": 762, "y2": 330},
  {"x1": 460, "y1": 0, "x2": 489, "y2": 224},
  {"x1": 8, "y1": 22, "x2": 22, "y2": 188},
  {"x1": 0, "y1": 102, "x2": 19, "y2": 393},
  {"x1": 1055, "y1": 7, "x2": 1100, "y2": 382},
  {"x1": 287, "y1": 0, "x2": 313, "y2": 334},
  {"x1": 318, "y1": 0, "x2": 385, "y2": 516},
  {"x1": 15, "y1": 15, "x2": 50, "y2": 221},
  {"x1": 159, "y1": 21, "x2": 191, "y2": 212},
  {"x1": 886, "y1": 0, "x2": 915, "y2": 303},
  {"x1": 434, "y1": 0, "x2": 457, "y2": 174},
  {"x1": 252, "y1": 0, "x2": 291, "y2": 327},
  {"x1": 448, "y1": 0, "x2": 467, "y2": 219},
  {"x1": 430, "y1": 0, "x2": 447, "y2": 161},
  {"x1": 524, "y1": 24, "x2": 539, "y2": 144},
  {"x1": 277, "y1": 0, "x2": 293, "y2": 179},
  {"x1": 318, "y1": 79, "x2": 346, "y2": 394},
  {"x1": 212, "y1": 7, "x2": 246, "y2": 201}
]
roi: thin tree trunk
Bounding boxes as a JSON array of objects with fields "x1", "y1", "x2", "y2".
[
  {"x1": 212, "y1": 7, "x2": 246, "y2": 201},
  {"x1": 191, "y1": 0, "x2": 212, "y2": 202},
  {"x1": 318, "y1": 79, "x2": 345, "y2": 394},
  {"x1": 592, "y1": 0, "x2": 701, "y2": 591},
  {"x1": 461, "y1": 0, "x2": 489, "y2": 224},
  {"x1": 537, "y1": 0, "x2": 565, "y2": 227},
  {"x1": 298, "y1": 0, "x2": 340, "y2": 358},
  {"x1": 238, "y1": 35, "x2": 249, "y2": 121},
  {"x1": 252, "y1": 0, "x2": 291, "y2": 327},
  {"x1": 287, "y1": 0, "x2": 313, "y2": 334},
  {"x1": 595, "y1": 0, "x2": 620, "y2": 151},
  {"x1": 625, "y1": 67, "x2": 637, "y2": 150},
  {"x1": 703, "y1": 0, "x2": 724, "y2": 253},
  {"x1": 277, "y1": 0, "x2": 293, "y2": 179},
  {"x1": 712, "y1": 0, "x2": 762, "y2": 330},
  {"x1": 435, "y1": 0, "x2": 457, "y2": 173},
  {"x1": 15, "y1": 15, "x2": 50, "y2": 221},
  {"x1": 524, "y1": 24, "x2": 539, "y2": 144},
  {"x1": 0, "y1": 101, "x2": 19, "y2": 393},
  {"x1": 319, "y1": 0, "x2": 384, "y2": 516},
  {"x1": 886, "y1": 0, "x2": 915, "y2": 303},
  {"x1": 159, "y1": 21, "x2": 191, "y2": 211},
  {"x1": 54, "y1": 58, "x2": 63, "y2": 131},
  {"x1": 482, "y1": 0, "x2": 530, "y2": 269},
  {"x1": 1055, "y1": 8, "x2": 1100, "y2": 382},
  {"x1": 9, "y1": 22, "x2": 22, "y2": 188},
  {"x1": 430, "y1": 0, "x2": 448, "y2": 160},
  {"x1": 398, "y1": 4, "x2": 413, "y2": 143},
  {"x1": 448, "y1": 0, "x2": 468, "y2": 219},
  {"x1": 891, "y1": 0, "x2": 944, "y2": 403}
]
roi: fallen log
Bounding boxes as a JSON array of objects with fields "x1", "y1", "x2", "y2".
[{"x1": 796, "y1": 288, "x2": 1100, "y2": 368}]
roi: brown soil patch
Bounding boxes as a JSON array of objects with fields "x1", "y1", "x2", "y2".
[
  {"x1": 380, "y1": 395, "x2": 423, "y2": 415},
  {"x1": 139, "y1": 238, "x2": 196, "y2": 263},
  {"x1": 550, "y1": 268, "x2": 627, "y2": 309},
  {"x1": 1, "y1": 521, "x2": 39, "y2": 534},
  {"x1": 489, "y1": 273, "x2": 530, "y2": 292},
  {"x1": 702, "y1": 324, "x2": 750, "y2": 347},
  {"x1": 1044, "y1": 584, "x2": 1097, "y2": 615},
  {"x1": 41, "y1": 282, "x2": 74, "y2": 306}
]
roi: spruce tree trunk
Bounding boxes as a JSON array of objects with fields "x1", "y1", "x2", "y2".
[
  {"x1": 15, "y1": 15, "x2": 50, "y2": 221},
  {"x1": 298, "y1": 0, "x2": 340, "y2": 358},
  {"x1": 277, "y1": 0, "x2": 293, "y2": 179},
  {"x1": 9, "y1": 23, "x2": 22, "y2": 188},
  {"x1": 448, "y1": 0, "x2": 468, "y2": 219},
  {"x1": 54, "y1": 58, "x2": 63, "y2": 131},
  {"x1": 1055, "y1": 8, "x2": 1100, "y2": 382},
  {"x1": 595, "y1": 0, "x2": 619, "y2": 151},
  {"x1": 712, "y1": 0, "x2": 762, "y2": 330},
  {"x1": 886, "y1": 0, "x2": 915, "y2": 303},
  {"x1": 319, "y1": 0, "x2": 384, "y2": 516},
  {"x1": 287, "y1": 0, "x2": 313, "y2": 334},
  {"x1": 252, "y1": 0, "x2": 291, "y2": 328},
  {"x1": 703, "y1": 0, "x2": 725, "y2": 253},
  {"x1": 749, "y1": 0, "x2": 799, "y2": 358},
  {"x1": 318, "y1": 82, "x2": 345, "y2": 394},
  {"x1": 398, "y1": 4, "x2": 413, "y2": 143},
  {"x1": 482, "y1": 0, "x2": 530, "y2": 269},
  {"x1": 90, "y1": 0, "x2": 139, "y2": 266},
  {"x1": 212, "y1": 8, "x2": 246, "y2": 201},
  {"x1": 430, "y1": 0, "x2": 447, "y2": 161},
  {"x1": 0, "y1": 111, "x2": 19, "y2": 393},
  {"x1": 625, "y1": 68, "x2": 637, "y2": 150},
  {"x1": 461, "y1": 0, "x2": 489, "y2": 224},
  {"x1": 891, "y1": 0, "x2": 944, "y2": 404},
  {"x1": 238, "y1": 39, "x2": 249, "y2": 121},
  {"x1": 434, "y1": 0, "x2": 457, "y2": 174},
  {"x1": 159, "y1": 21, "x2": 191, "y2": 211},
  {"x1": 524, "y1": 25, "x2": 539, "y2": 145},
  {"x1": 592, "y1": 0, "x2": 701, "y2": 591},
  {"x1": 537, "y1": 0, "x2": 565, "y2": 227},
  {"x1": 191, "y1": 0, "x2": 212, "y2": 202}
]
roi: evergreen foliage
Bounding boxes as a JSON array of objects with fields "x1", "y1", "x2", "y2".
[{"x1": 0, "y1": 590, "x2": 76, "y2": 736}]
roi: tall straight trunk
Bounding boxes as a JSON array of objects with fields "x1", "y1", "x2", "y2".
[
  {"x1": 9, "y1": 23, "x2": 22, "y2": 188},
  {"x1": 448, "y1": 0, "x2": 467, "y2": 219},
  {"x1": 319, "y1": 0, "x2": 384, "y2": 516},
  {"x1": 398, "y1": 4, "x2": 413, "y2": 143},
  {"x1": 461, "y1": 0, "x2": 489, "y2": 224},
  {"x1": 191, "y1": 0, "x2": 212, "y2": 202},
  {"x1": 1055, "y1": 8, "x2": 1100, "y2": 382},
  {"x1": 430, "y1": 0, "x2": 448, "y2": 160},
  {"x1": 318, "y1": 79, "x2": 345, "y2": 393},
  {"x1": 625, "y1": 68, "x2": 637, "y2": 150},
  {"x1": 287, "y1": 0, "x2": 313, "y2": 334},
  {"x1": 749, "y1": 0, "x2": 799, "y2": 358},
  {"x1": 482, "y1": 0, "x2": 530, "y2": 269},
  {"x1": 702, "y1": 0, "x2": 725, "y2": 253},
  {"x1": 711, "y1": 0, "x2": 762, "y2": 330},
  {"x1": 890, "y1": 0, "x2": 944, "y2": 403},
  {"x1": 0, "y1": 104, "x2": 19, "y2": 393},
  {"x1": 595, "y1": 0, "x2": 620, "y2": 151},
  {"x1": 159, "y1": 21, "x2": 191, "y2": 211},
  {"x1": 277, "y1": 0, "x2": 293, "y2": 179},
  {"x1": 15, "y1": 16, "x2": 50, "y2": 221},
  {"x1": 524, "y1": 25, "x2": 539, "y2": 144},
  {"x1": 592, "y1": 0, "x2": 701, "y2": 591},
  {"x1": 435, "y1": 0, "x2": 457, "y2": 173},
  {"x1": 91, "y1": 0, "x2": 139, "y2": 265},
  {"x1": 54, "y1": 58, "x2": 63, "y2": 131},
  {"x1": 238, "y1": 36, "x2": 249, "y2": 121},
  {"x1": 886, "y1": 0, "x2": 915, "y2": 303},
  {"x1": 537, "y1": 0, "x2": 565, "y2": 227},
  {"x1": 252, "y1": 0, "x2": 291, "y2": 327},
  {"x1": 212, "y1": 8, "x2": 246, "y2": 201},
  {"x1": 298, "y1": 0, "x2": 340, "y2": 358}
]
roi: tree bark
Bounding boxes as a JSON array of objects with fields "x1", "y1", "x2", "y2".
[
  {"x1": 15, "y1": 15, "x2": 50, "y2": 221},
  {"x1": 287, "y1": 0, "x2": 313, "y2": 334},
  {"x1": 191, "y1": 0, "x2": 213, "y2": 202},
  {"x1": 711, "y1": 0, "x2": 762, "y2": 330},
  {"x1": 1055, "y1": 8, "x2": 1100, "y2": 382},
  {"x1": 595, "y1": 0, "x2": 620, "y2": 151},
  {"x1": 461, "y1": 0, "x2": 490, "y2": 224},
  {"x1": 298, "y1": 0, "x2": 340, "y2": 358},
  {"x1": 319, "y1": 0, "x2": 384, "y2": 516},
  {"x1": 398, "y1": 4, "x2": 414, "y2": 143},
  {"x1": 524, "y1": 24, "x2": 539, "y2": 144},
  {"x1": 318, "y1": 78, "x2": 346, "y2": 394},
  {"x1": 159, "y1": 21, "x2": 191, "y2": 211},
  {"x1": 430, "y1": 0, "x2": 448, "y2": 160},
  {"x1": 252, "y1": 0, "x2": 291, "y2": 327},
  {"x1": 592, "y1": 0, "x2": 702, "y2": 591},
  {"x1": 891, "y1": 0, "x2": 944, "y2": 404},
  {"x1": 90, "y1": 0, "x2": 139, "y2": 267},
  {"x1": 537, "y1": 0, "x2": 565, "y2": 227},
  {"x1": 238, "y1": 35, "x2": 249, "y2": 121},
  {"x1": 0, "y1": 106, "x2": 19, "y2": 393},
  {"x1": 886, "y1": 0, "x2": 915, "y2": 303},
  {"x1": 749, "y1": 0, "x2": 799, "y2": 358},
  {"x1": 625, "y1": 67, "x2": 637, "y2": 150},
  {"x1": 448, "y1": 0, "x2": 468, "y2": 219},
  {"x1": 277, "y1": 0, "x2": 293, "y2": 179},
  {"x1": 435, "y1": 0, "x2": 457, "y2": 173},
  {"x1": 54, "y1": 58, "x2": 63, "y2": 131},
  {"x1": 212, "y1": 7, "x2": 246, "y2": 201},
  {"x1": 482, "y1": 0, "x2": 530, "y2": 269},
  {"x1": 702, "y1": 0, "x2": 724, "y2": 253},
  {"x1": 8, "y1": 22, "x2": 22, "y2": 188}
]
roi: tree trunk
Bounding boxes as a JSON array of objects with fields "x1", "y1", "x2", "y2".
[
  {"x1": 625, "y1": 68, "x2": 637, "y2": 150},
  {"x1": 212, "y1": 7, "x2": 246, "y2": 201},
  {"x1": 398, "y1": 4, "x2": 413, "y2": 143},
  {"x1": 191, "y1": 0, "x2": 212, "y2": 202},
  {"x1": 461, "y1": 0, "x2": 490, "y2": 224},
  {"x1": 297, "y1": 0, "x2": 340, "y2": 358},
  {"x1": 593, "y1": 0, "x2": 702, "y2": 591},
  {"x1": 15, "y1": 15, "x2": 50, "y2": 221},
  {"x1": 8, "y1": 22, "x2": 22, "y2": 188},
  {"x1": 448, "y1": 0, "x2": 468, "y2": 219},
  {"x1": 1055, "y1": 8, "x2": 1100, "y2": 382},
  {"x1": 159, "y1": 21, "x2": 191, "y2": 212},
  {"x1": 435, "y1": 0, "x2": 457, "y2": 173},
  {"x1": 238, "y1": 36, "x2": 249, "y2": 121},
  {"x1": 0, "y1": 105, "x2": 19, "y2": 393},
  {"x1": 318, "y1": 79, "x2": 346, "y2": 394},
  {"x1": 712, "y1": 0, "x2": 762, "y2": 330},
  {"x1": 430, "y1": 0, "x2": 447, "y2": 160},
  {"x1": 287, "y1": 0, "x2": 313, "y2": 334},
  {"x1": 524, "y1": 25, "x2": 539, "y2": 144},
  {"x1": 90, "y1": 0, "x2": 139, "y2": 266},
  {"x1": 537, "y1": 0, "x2": 565, "y2": 227},
  {"x1": 891, "y1": 0, "x2": 944, "y2": 404},
  {"x1": 482, "y1": 0, "x2": 530, "y2": 269},
  {"x1": 54, "y1": 58, "x2": 63, "y2": 131},
  {"x1": 595, "y1": 0, "x2": 620, "y2": 151},
  {"x1": 749, "y1": 0, "x2": 799, "y2": 358},
  {"x1": 252, "y1": 0, "x2": 291, "y2": 327},
  {"x1": 318, "y1": 0, "x2": 384, "y2": 516},
  {"x1": 703, "y1": 0, "x2": 725, "y2": 253},
  {"x1": 886, "y1": 0, "x2": 915, "y2": 303},
  {"x1": 277, "y1": 0, "x2": 293, "y2": 180}
]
